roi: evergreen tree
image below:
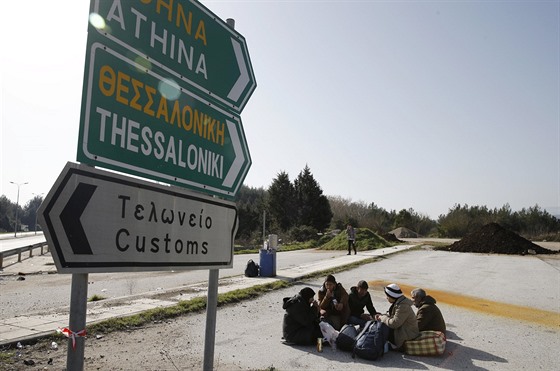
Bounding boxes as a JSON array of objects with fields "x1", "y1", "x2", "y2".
[
  {"x1": 22, "y1": 196, "x2": 44, "y2": 231},
  {"x1": 0, "y1": 195, "x2": 14, "y2": 232},
  {"x1": 235, "y1": 185, "x2": 267, "y2": 242},
  {"x1": 294, "y1": 165, "x2": 332, "y2": 231},
  {"x1": 267, "y1": 171, "x2": 297, "y2": 231}
]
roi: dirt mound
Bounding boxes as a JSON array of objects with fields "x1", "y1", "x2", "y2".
[
  {"x1": 381, "y1": 233, "x2": 403, "y2": 243},
  {"x1": 389, "y1": 227, "x2": 420, "y2": 238},
  {"x1": 437, "y1": 223, "x2": 557, "y2": 255}
]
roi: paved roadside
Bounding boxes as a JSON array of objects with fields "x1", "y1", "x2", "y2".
[
  {"x1": 0, "y1": 245, "x2": 411, "y2": 347},
  {"x1": 2, "y1": 244, "x2": 559, "y2": 370}
]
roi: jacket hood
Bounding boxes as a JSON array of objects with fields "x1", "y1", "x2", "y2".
[
  {"x1": 422, "y1": 295, "x2": 437, "y2": 305},
  {"x1": 396, "y1": 295, "x2": 414, "y2": 307},
  {"x1": 282, "y1": 294, "x2": 301, "y2": 310}
]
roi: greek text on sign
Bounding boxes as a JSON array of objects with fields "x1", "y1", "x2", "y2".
[
  {"x1": 77, "y1": 38, "x2": 251, "y2": 198},
  {"x1": 89, "y1": 0, "x2": 256, "y2": 113},
  {"x1": 38, "y1": 162, "x2": 238, "y2": 273}
]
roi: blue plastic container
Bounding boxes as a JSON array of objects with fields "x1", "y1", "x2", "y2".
[{"x1": 259, "y1": 249, "x2": 276, "y2": 277}]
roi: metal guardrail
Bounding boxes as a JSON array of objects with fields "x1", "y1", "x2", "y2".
[{"x1": 0, "y1": 242, "x2": 49, "y2": 269}]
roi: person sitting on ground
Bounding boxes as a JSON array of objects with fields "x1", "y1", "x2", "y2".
[
  {"x1": 317, "y1": 274, "x2": 350, "y2": 330},
  {"x1": 282, "y1": 287, "x2": 322, "y2": 345},
  {"x1": 347, "y1": 280, "x2": 378, "y2": 327},
  {"x1": 375, "y1": 283, "x2": 419, "y2": 351},
  {"x1": 411, "y1": 288, "x2": 446, "y2": 333}
]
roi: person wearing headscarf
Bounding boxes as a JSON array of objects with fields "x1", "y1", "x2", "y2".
[
  {"x1": 317, "y1": 274, "x2": 350, "y2": 330},
  {"x1": 282, "y1": 287, "x2": 322, "y2": 344},
  {"x1": 375, "y1": 283, "x2": 419, "y2": 350}
]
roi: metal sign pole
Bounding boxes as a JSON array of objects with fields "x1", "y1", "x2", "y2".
[
  {"x1": 66, "y1": 273, "x2": 88, "y2": 370},
  {"x1": 203, "y1": 17, "x2": 236, "y2": 371},
  {"x1": 203, "y1": 269, "x2": 219, "y2": 371}
]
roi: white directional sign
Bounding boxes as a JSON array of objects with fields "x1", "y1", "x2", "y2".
[{"x1": 38, "y1": 162, "x2": 238, "y2": 273}]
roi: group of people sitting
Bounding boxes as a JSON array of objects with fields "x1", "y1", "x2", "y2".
[{"x1": 282, "y1": 274, "x2": 446, "y2": 351}]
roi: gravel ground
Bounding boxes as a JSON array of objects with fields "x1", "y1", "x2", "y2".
[{"x1": 2, "y1": 249, "x2": 559, "y2": 370}]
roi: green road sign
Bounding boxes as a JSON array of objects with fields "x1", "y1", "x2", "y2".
[
  {"x1": 88, "y1": 0, "x2": 256, "y2": 113},
  {"x1": 77, "y1": 37, "x2": 251, "y2": 199}
]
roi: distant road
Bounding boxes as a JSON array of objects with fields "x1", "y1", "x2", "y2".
[{"x1": 0, "y1": 233, "x2": 46, "y2": 253}]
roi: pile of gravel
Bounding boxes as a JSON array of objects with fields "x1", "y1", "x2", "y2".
[
  {"x1": 381, "y1": 233, "x2": 403, "y2": 243},
  {"x1": 437, "y1": 222, "x2": 557, "y2": 255}
]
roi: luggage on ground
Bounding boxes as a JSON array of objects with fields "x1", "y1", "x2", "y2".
[
  {"x1": 404, "y1": 330, "x2": 446, "y2": 356},
  {"x1": 352, "y1": 320, "x2": 390, "y2": 361},
  {"x1": 335, "y1": 324, "x2": 359, "y2": 351},
  {"x1": 244, "y1": 259, "x2": 259, "y2": 277}
]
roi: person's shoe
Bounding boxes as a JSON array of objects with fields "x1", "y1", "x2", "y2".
[
  {"x1": 282, "y1": 340, "x2": 296, "y2": 345},
  {"x1": 347, "y1": 253, "x2": 351, "y2": 255},
  {"x1": 354, "y1": 251, "x2": 357, "y2": 255}
]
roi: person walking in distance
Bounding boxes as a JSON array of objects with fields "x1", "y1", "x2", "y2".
[{"x1": 346, "y1": 224, "x2": 356, "y2": 255}]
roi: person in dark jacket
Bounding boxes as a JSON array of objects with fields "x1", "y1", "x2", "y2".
[
  {"x1": 317, "y1": 274, "x2": 350, "y2": 330},
  {"x1": 411, "y1": 288, "x2": 446, "y2": 333},
  {"x1": 347, "y1": 280, "x2": 378, "y2": 327},
  {"x1": 282, "y1": 287, "x2": 322, "y2": 345}
]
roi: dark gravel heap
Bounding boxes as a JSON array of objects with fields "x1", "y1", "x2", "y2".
[
  {"x1": 381, "y1": 233, "x2": 403, "y2": 243},
  {"x1": 438, "y1": 222, "x2": 557, "y2": 255}
]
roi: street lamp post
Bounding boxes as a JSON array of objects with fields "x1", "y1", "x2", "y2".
[
  {"x1": 32, "y1": 192, "x2": 45, "y2": 235},
  {"x1": 10, "y1": 181, "x2": 28, "y2": 237}
]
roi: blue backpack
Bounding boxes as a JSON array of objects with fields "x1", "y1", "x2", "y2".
[
  {"x1": 335, "y1": 324, "x2": 359, "y2": 351},
  {"x1": 352, "y1": 320, "x2": 390, "y2": 361}
]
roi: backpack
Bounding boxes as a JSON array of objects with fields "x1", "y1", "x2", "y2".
[
  {"x1": 352, "y1": 320, "x2": 390, "y2": 361},
  {"x1": 335, "y1": 324, "x2": 359, "y2": 351},
  {"x1": 244, "y1": 259, "x2": 259, "y2": 277}
]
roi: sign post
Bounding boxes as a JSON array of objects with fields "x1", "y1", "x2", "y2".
[
  {"x1": 54, "y1": 1, "x2": 257, "y2": 368},
  {"x1": 66, "y1": 273, "x2": 88, "y2": 370}
]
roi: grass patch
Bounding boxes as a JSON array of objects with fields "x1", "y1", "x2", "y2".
[
  {"x1": 235, "y1": 241, "x2": 319, "y2": 254},
  {"x1": 88, "y1": 294, "x2": 106, "y2": 302},
  {"x1": 0, "y1": 350, "x2": 15, "y2": 363},
  {"x1": 88, "y1": 281, "x2": 289, "y2": 335},
  {"x1": 320, "y1": 228, "x2": 395, "y2": 251},
  {"x1": 278, "y1": 241, "x2": 317, "y2": 251}
]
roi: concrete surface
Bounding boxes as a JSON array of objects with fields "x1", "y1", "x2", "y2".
[
  {"x1": 0, "y1": 245, "x2": 411, "y2": 347},
  {"x1": 1, "y1": 241, "x2": 559, "y2": 370}
]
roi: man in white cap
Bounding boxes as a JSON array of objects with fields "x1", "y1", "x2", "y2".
[{"x1": 375, "y1": 283, "x2": 419, "y2": 350}]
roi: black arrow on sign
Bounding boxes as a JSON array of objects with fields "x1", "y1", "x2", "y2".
[{"x1": 60, "y1": 182, "x2": 97, "y2": 255}]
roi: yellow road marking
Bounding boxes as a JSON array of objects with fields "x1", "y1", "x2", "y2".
[{"x1": 369, "y1": 280, "x2": 560, "y2": 329}]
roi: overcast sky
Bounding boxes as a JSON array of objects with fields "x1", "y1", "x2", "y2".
[{"x1": 1, "y1": 0, "x2": 558, "y2": 219}]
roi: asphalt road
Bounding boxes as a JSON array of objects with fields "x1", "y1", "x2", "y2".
[
  {"x1": 0, "y1": 247, "x2": 345, "y2": 319},
  {"x1": 0, "y1": 233, "x2": 46, "y2": 254},
  {"x1": 1, "y1": 238, "x2": 558, "y2": 320},
  {"x1": 19, "y1": 248, "x2": 558, "y2": 371},
  {"x1": 1, "y1": 239, "x2": 559, "y2": 370}
]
